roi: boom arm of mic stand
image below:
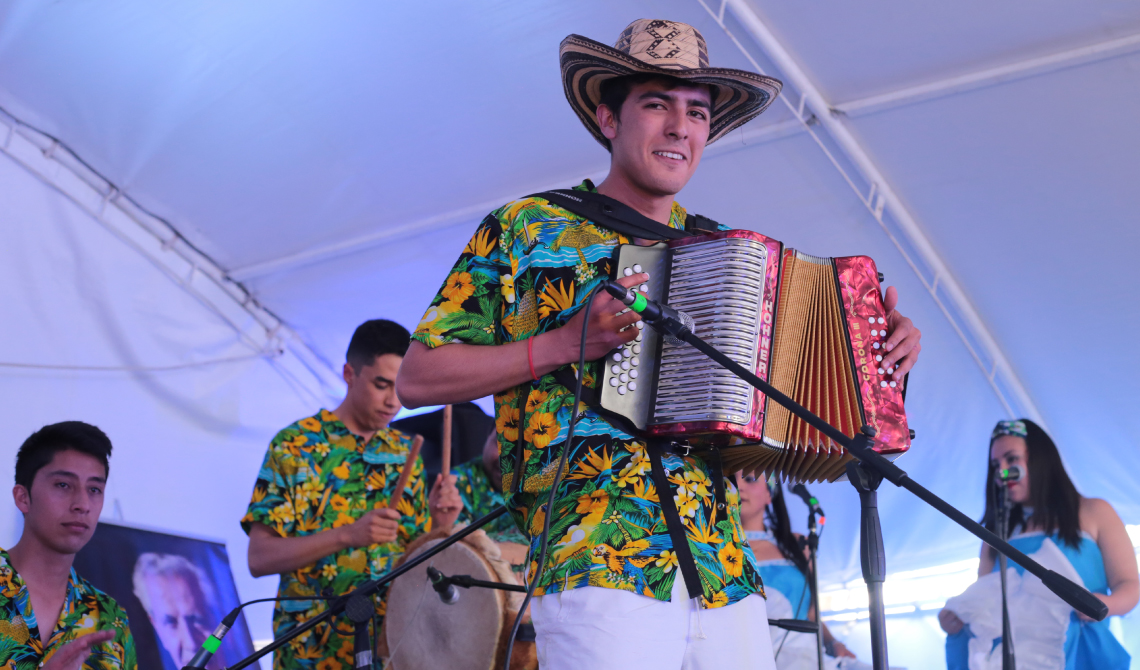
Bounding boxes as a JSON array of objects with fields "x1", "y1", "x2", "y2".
[
  {"x1": 222, "y1": 506, "x2": 510, "y2": 670},
  {"x1": 674, "y1": 328, "x2": 1109, "y2": 622}
]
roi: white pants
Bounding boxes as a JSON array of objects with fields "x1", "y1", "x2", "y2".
[{"x1": 531, "y1": 574, "x2": 776, "y2": 670}]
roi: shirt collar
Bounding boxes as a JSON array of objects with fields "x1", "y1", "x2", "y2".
[
  {"x1": 573, "y1": 179, "x2": 687, "y2": 231},
  {"x1": 317, "y1": 409, "x2": 403, "y2": 452}
]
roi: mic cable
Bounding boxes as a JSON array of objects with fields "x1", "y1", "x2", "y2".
[{"x1": 181, "y1": 596, "x2": 332, "y2": 670}]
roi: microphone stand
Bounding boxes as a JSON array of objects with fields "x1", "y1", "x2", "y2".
[
  {"x1": 622, "y1": 297, "x2": 1107, "y2": 670},
  {"x1": 996, "y1": 481, "x2": 1016, "y2": 669},
  {"x1": 804, "y1": 505, "x2": 826, "y2": 670},
  {"x1": 206, "y1": 506, "x2": 509, "y2": 670}
]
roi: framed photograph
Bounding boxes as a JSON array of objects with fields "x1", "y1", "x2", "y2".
[{"x1": 73, "y1": 521, "x2": 257, "y2": 670}]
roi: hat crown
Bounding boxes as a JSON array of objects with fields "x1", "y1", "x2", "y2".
[{"x1": 613, "y1": 19, "x2": 710, "y2": 71}]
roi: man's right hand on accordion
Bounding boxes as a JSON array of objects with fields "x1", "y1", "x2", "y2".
[{"x1": 880, "y1": 284, "x2": 923, "y2": 383}]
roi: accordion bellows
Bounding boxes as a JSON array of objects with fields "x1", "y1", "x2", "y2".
[{"x1": 599, "y1": 230, "x2": 910, "y2": 483}]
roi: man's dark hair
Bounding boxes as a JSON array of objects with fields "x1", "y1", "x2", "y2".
[
  {"x1": 16, "y1": 421, "x2": 112, "y2": 490},
  {"x1": 346, "y1": 319, "x2": 411, "y2": 372},
  {"x1": 597, "y1": 74, "x2": 715, "y2": 151}
]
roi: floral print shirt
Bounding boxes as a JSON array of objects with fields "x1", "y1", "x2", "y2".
[
  {"x1": 0, "y1": 548, "x2": 136, "y2": 669},
  {"x1": 453, "y1": 458, "x2": 527, "y2": 547},
  {"x1": 413, "y1": 181, "x2": 763, "y2": 608},
  {"x1": 241, "y1": 410, "x2": 431, "y2": 670}
]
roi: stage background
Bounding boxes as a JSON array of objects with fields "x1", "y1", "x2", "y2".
[{"x1": 2, "y1": 1, "x2": 1138, "y2": 667}]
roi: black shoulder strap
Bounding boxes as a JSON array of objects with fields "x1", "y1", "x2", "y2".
[{"x1": 532, "y1": 190, "x2": 718, "y2": 241}]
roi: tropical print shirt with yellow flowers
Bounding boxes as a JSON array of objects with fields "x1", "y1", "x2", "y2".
[
  {"x1": 0, "y1": 548, "x2": 136, "y2": 670},
  {"x1": 241, "y1": 410, "x2": 431, "y2": 670},
  {"x1": 413, "y1": 180, "x2": 763, "y2": 609}
]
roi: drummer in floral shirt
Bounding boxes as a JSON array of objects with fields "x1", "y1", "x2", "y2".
[
  {"x1": 399, "y1": 19, "x2": 923, "y2": 670},
  {"x1": 243, "y1": 320, "x2": 462, "y2": 670}
]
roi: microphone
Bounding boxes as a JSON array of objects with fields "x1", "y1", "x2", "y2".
[
  {"x1": 602, "y1": 281, "x2": 694, "y2": 344},
  {"x1": 996, "y1": 465, "x2": 1023, "y2": 484},
  {"x1": 427, "y1": 566, "x2": 460, "y2": 605},
  {"x1": 790, "y1": 483, "x2": 825, "y2": 521},
  {"x1": 182, "y1": 617, "x2": 235, "y2": 669},
  {"x1": 343, "y1": 594, "x2": 375, "y2": 670}
]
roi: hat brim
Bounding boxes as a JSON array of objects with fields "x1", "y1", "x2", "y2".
[{"x1": 560, "y1": 34, "x2": 783, "y2": 148}]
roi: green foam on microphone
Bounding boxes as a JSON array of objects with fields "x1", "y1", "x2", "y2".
[
  {"x1": 203, "y1": 636, "x2": 222, "y2": 653},
  {"x1": 631, "y1": 293, "x2": 648, "y2": 313}
]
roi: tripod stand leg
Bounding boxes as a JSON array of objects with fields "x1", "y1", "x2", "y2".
[{"x1": 847, "y1": 456, "x2": 889, "y2": 670}]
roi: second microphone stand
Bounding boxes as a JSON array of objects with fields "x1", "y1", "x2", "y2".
[
  {"x1": 996, "y1": 481, "x2": 1016, "y2": 669},
  {"x1": 613, "y1": 285, "x2": 1108, "y2": 670}
]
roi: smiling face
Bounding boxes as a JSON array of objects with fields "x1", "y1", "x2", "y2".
[
  {"x1": 13, "y1": 449, "x2": 106, "y2": 555},
  {"x1": 343, "y1": 353, "x2": 404, "y2": 432},
  {"x1": 990, "y1": 435, "x2": 1031, "y2": 504},
  {"x1": 735, "y1": 472, "x2": 771, "y2": 529},
  {"x1": 598, "y1": 78, "x2": 712, "y2": 198}
]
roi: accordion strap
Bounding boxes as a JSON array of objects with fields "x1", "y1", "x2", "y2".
[
  {"x1": 647, "y1": 439, "x2": 704, "y2": 601},
  {"x1": 530, "y1": 190, "x2": 718, "y2": 240}
]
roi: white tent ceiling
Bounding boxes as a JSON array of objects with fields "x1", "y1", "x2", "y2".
[{"x1": 2, "y1": 0, "x2": 1138, "y2": 656}]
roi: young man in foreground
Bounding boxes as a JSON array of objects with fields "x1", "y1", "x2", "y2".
[
  {"x1": 399, "y1": 20, "x2": 922, "y2": 669},
  {"x1": 243, "y1": 319, "x2": 462, "y2": 669},
  {"x1": 1, "y1": 421, "x2": 136, "y2": 670}
]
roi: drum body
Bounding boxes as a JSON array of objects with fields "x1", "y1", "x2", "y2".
[{"x1": 383, "y1": 530, "x2": 536, "y2": 670}]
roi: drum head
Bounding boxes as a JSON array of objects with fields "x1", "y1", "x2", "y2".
[{"x1": 385, "y1": 539, "x2": 509, "y2": 670}]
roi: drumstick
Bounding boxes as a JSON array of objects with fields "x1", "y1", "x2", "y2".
[
  {"x1": 388, "y1": 434, "x2": 424, "y2": 511},
  {"x1": 441, "y1": 404, "x2": 453, "y2": 476}
]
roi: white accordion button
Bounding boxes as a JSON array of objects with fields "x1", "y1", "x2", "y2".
[
  {"x1": 632, "y1": 344, "x2": 641, "y2": 354},
  {"x1": 878, "y1": 317, "x2": 885, "y2": 324},
  {"x1": 630, "y1": 369, "x2": 639, "y2": 379},
  {"x1": 869, "y1": 319, "x2": 876, "y2": 326},
  {"x1": 619, "y1": 373, "x2": 629, "y2": 383},
  {"x1": 612, "y1": 352, "x2": 623, "y2": 361},
  {"x1": 875, "y1": 355, "x2": 883, "y2": 362},
  {"x1": 621, "y1": 360, "x2": 630, "y2": 371},
  {"x1": 636, "y1": 321, "x2": 644, "y2": 329},
  {"x1": 628, "y1": 381, "x2": 638, "y2": 391},
  {"x1": 609, "y1": 378, "x2": 618, "y2": 387},
  {"x1": 889, "y1": 381, "x2": 897, "y2": 388},
  {"x1": 880, "y1": 381, "x2": 888, "y2": 388},
  {"x1": 631, "y1": 357, "x2": 639, "y2": 367},
  {"x1": 887, "y1": 367, "x2": 894, "y2": 374},
  {"x1": 611, "y1": 365, "x2": 620, "y2": 374},
  {"x1": 623, "y1": 267, "x2": 633, "y2": 276},
  {"x1": 878, "y1": 368, "x2": 885, "y2": 374},
  {"x1": 635, "y1": 331, "x2": 643, "y2": 341},
  {"x1": 640, "y1": 284, "x2": 648, "y2": 292},
  {"x1": 633, "y1": 264, "x2": 643, "y2": 273},
  {"x1": 873, "y1": 342, "x2": 880, "y2": 349},
  {"x1": 617, "y1": 385, "x2": 627, "y2": 395}
]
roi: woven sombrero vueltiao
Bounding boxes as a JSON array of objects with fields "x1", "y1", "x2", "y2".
[{"x1": 561, "y1": 19, "x2": 783, "y2": 148}]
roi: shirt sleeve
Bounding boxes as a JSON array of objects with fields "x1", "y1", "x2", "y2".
[
  {"x1": 241, "y1": 429, "x2": 299, "y2": 537},
  {"x1": 412, "y1": 211, "x2": 510, "y2": 348}
]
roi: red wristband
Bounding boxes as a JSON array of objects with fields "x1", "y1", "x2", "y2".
[{"x1": 527, "y1": 337, "x2": 539, "y2": 381}]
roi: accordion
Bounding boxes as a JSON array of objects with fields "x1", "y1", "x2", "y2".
[{"x1": 599, "y1": 230, "x2": 911, "y2": 483}]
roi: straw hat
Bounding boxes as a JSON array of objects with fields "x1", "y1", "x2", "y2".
[{"x1": 560, "y1": 19, "x2": 782, "y2": 148}]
